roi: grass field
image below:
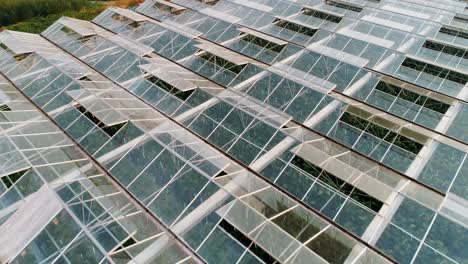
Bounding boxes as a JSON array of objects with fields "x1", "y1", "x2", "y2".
[
  {"x1": 0, "y1": 0, "x2": 89, "y2": 26},
  {"x1": 5, "y1": 3, "x2": 107, "y2": 33},
  {"x1": 2, "y1": 0, "x2": 144, "y2": 34}
]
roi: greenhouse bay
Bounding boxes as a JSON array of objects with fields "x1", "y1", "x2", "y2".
[{"x1": 0, "y1": 0, "x2": 467, "y2": 263}]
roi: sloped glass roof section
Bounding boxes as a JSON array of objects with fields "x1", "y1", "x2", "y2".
[{"x1": 0, "y1": 0, "x2": 467, "y2": 263}]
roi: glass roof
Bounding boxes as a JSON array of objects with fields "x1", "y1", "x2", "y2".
[{"x1": 0, "y1": 0, "x2": 467, "y2": 263}]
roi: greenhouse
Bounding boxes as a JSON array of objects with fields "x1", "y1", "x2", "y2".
[{"x1": 0, "y1": 0, "x2": 467, "y2": 263}]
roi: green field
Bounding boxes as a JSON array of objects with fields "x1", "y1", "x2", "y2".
[
  {"x1": 0, "y1": 0, "x2": 94, "y2": 26},
  {"x1": 5, "y1": 2, "x2": 106, "y2": 33}
]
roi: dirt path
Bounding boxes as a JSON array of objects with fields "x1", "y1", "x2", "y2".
[{"x1": 104, "y1": 0, "x2": 144, "y2": 8}]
